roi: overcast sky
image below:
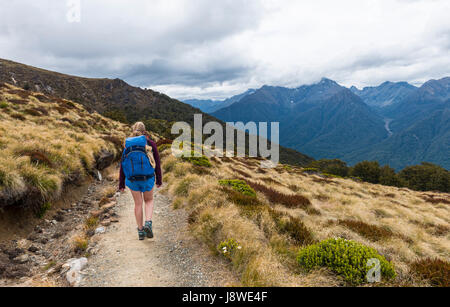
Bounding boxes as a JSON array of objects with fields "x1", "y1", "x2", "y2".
[{"x1": 1, "y1": 0, "x2": 449, "y2": 100}]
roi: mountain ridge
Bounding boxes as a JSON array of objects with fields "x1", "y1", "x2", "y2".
[
  {"x1": 183, "y1": 89, "x2": 256, "y2": 113},
  {"x1": 212, "y1": 77, "x2": 449, "y2": 170},
  {"x1": 0, "y1": 58, "x2": 314, "y2": 167},
  {"x1": 350, "y1": 81, "x2": 417, "y2": 109}
]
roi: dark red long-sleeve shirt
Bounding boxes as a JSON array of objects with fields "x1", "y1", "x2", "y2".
[{"x1": 119, "y1": 135, "x2": 162, "y2": 190}]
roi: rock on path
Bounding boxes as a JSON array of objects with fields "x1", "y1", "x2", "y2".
[{"x1": 80, "y1": 187, "x2": 236, "y2": 287}]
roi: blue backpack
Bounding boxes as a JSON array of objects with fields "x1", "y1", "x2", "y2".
[{"x1": 121, "y1": 135, "x2": 155, "y2": 182}]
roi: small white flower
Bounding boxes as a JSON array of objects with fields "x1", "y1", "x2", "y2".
[{"x1": 237, "y1": 246, "x2": 242, "y2": 250}]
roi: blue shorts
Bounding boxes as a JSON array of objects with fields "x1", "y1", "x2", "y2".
[{"x1": 125, "y1": 177, "x2": 155, "y2": 192}]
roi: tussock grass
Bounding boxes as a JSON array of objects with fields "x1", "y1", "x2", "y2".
[
  {"x1": 0, "y1": 83, "x2": 128, "y2": 209},
  {"x1": 172, "y1": 196, "x2": 185, "y2": 209},
  {"x1": 72, "y1": 235, "x2": 88, "y2": 252},
  {"x1": 101, "y1": 186, "x2": 117, "y2": 199},
  {"x1": 85, "y1": 216, "x2": 99, "y2": 231}
]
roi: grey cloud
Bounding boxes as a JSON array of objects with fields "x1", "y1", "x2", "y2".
[
  {"x1": 0, "y1": 0, "x2": 263, "y2": 81},
  {"x1": 0, "y1": 0, "x2": 448, "y2": 99},
  {"x1": 122, "y1": 59, "x2": 253, "y2": 87}
]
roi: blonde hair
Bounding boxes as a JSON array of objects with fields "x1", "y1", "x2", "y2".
[{"x1": 130, "y1": 122, "x2": 146, "y2": 137}]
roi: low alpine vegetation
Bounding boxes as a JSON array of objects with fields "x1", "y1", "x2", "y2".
[
  {"x1": 337, "y1": 220, "x2": 393, "y2": 242},
  {"x1": 182, "y1": 151, "x2": 212, "y2": 168},
  {"x1": 72, "y1": 235, "x2": 89, "y2": 253},
  {"x1": 246, "y1": 180, "x2": 311, "y2": 209},
  {"x1": 297, "y1": 238, "x2": 396, "y2": 285},
  {"x1": 85, "y1": 216, "x2": 99, "y2": 231},
  {"x1": 219, "y1": 179, "x2": 256, "y2": 197},
  {"x1": 0, "y1": 83, "x2": 128, "y2": 210},
  {"x1": 269, "y1": 209, "x2": 315, "y2": 246},
  {"x1": 161, "y1": 140, "x2": 449, "y2": 287},
  {"x1": 410, "y1": 258, "x2": 449, "y2": 287},
  {"x1": 218, "y1": 239, "x2": 242, "y2": 260}
]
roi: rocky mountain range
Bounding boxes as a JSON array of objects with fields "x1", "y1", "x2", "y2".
[{"x1": 212, "y1": 77, "x2": 449, "y2": 170}]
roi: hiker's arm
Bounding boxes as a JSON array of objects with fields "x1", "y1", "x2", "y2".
[
  {"x1": 149, "y1": 140, "x2": 162, "y2": 187},
  {"x1": 118, "y1": 149, "x2": 125, "y2": 191}
]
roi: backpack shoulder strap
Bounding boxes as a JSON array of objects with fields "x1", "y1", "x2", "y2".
[{"x1": 124, "y1": 145, "x2": 146, "y2": 156}]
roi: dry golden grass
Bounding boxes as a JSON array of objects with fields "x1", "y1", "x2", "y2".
[
  {"x1": 71, "y1": 234, "x2": 88, "y2": 252},
  {"x1": 101, "y1": 185, "x2": 117, "y2": 199},
  {"x1": 0, "y1": 83, "x2": 129, "y2": 210},
  {"x1": 163, "y1": 151, "x2": 450, "y2": 287}
]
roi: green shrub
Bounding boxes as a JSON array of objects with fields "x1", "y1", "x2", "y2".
[
  {"x1": 218, "y1": 239, "x2": 241, "y2": 260},
  {"x1": 379, "y1": 165, "x2": 403, "y2": 187},
  {"x1": 399, "y1": 163, "x2": 450, "y2": 193},
  {"x1": 104, "y1": 109, "x2": 128, "y2": 123},
  {"x1": 182, "y1": 151, "x2": 212, "y2": 168},
  {"x1": 297, "y1": 238, "x2": 396, "y2": 285},
  {"x1": 219, "y1": 179, "x2": 256, "y2": 197},
  {"x1": 351, "y1": 161, "x2": 381, "y2": 184},
  {"x1": 309, "y1": 159, "x2": 349, "y2": 177},
  {"x1": 0, "y1": 101, "x2": 8, "y2": 109}
]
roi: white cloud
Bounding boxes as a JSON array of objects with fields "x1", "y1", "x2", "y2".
[{"x1": 0, "y1": 0, "x2": 448, "y2": 99}]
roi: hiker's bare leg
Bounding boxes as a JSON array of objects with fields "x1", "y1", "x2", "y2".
[
  {"x1": 130, "y1": 190, "x2": 144, "y2": 229},
  {"x1": 143, "y1": 189, "x2": 154, "y2": 222}
]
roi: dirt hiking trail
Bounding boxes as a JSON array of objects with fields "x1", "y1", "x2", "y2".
[{"x1": 80, "y1": 187, "x2": 236, "y2": 287}]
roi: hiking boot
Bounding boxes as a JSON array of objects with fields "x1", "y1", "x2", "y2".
[
  {"x1": 144, "y1": 221, "x2": 154, "y2": 239},
  {"x1": 138, "y1": 228, "x2": 146, "y2": 241}
]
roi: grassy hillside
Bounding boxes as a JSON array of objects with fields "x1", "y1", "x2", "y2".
[
  {"x1": 0, "y1": 82, "x2": 130, "y2": 210},
  {"x1": 160, "y1": 148, "x2": 449, "y2": 287},
  {"x1": 0, "y1": 58, "x2": 313, "y2": 167}
]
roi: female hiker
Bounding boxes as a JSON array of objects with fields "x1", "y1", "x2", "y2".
[{"x1": 119, "y1": 122, "x2": 162, "y2": 240}]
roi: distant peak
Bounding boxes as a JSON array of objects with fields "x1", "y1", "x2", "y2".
[
  {"x1": 319, "y1": 77, "x2": 337, "y2": 85},
  {"x1": 380, "y1": 81, "x2": 394, "y2": 86}
]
